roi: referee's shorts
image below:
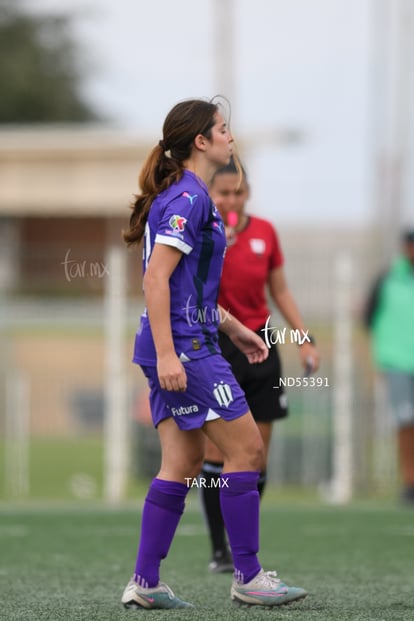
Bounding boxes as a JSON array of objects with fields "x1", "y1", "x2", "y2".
[{"x1": 218, "y1": 326, "x2": 288, "y2": 423}]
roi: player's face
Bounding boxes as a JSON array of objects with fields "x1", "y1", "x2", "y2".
[
  {"x1": 210, "y1": 173, "x2": 249, "y2": 225},
  {"x1": 205, "y1": 112, "x2": 233, "y2": 168}
]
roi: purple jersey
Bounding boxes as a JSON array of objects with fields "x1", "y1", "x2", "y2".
[{"x1": 133, "y1": 170, "x2": 226, "y2": 365}]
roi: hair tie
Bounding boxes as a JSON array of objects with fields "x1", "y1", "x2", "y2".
[{"x1": 158, "y1": 139, "x2": 166, "y2": 150}]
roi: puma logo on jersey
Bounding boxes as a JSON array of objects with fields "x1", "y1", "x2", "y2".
[{"x1": 182, "y1": 192, "x2": 198, "y2": 205}]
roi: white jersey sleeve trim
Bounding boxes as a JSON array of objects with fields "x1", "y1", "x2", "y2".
[{"x1": 155, "y1": 234, "x2": 192, "y2": 255}]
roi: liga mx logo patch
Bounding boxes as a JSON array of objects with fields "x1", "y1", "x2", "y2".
[
  {"x1": 169, "y1": 214, "x2": 187, "y2": 233},
  {"x1": 213, "y1": 381, "x2": 234, "y2": 408}
]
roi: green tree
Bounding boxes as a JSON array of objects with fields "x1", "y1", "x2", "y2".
[{"x1": 0, "y1": 0, "x2": 98, "y2": 123}]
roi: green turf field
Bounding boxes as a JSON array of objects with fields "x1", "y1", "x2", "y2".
[{"x1": 0, "y1": 498, "x2": 413, "y2": 620}]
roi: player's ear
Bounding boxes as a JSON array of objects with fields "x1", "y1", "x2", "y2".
[{"x1": 194, "y1": 134, "x2": 207, "y2": 152}]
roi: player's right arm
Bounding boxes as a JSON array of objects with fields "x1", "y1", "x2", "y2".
[{"x1": 143, "y1": 243, "x2": 187, "y2": 391}]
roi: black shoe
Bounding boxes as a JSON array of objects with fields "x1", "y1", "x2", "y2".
[{"x1": 208, "y1": 549, "x2": 234, "y2": 574}]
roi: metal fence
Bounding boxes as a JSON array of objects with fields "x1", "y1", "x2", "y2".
[{"x1": 0, "y1": 231, "x2": 399, "y2": 504}]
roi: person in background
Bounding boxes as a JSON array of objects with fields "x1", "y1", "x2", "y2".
[
  {"x1": 121, "y1": 98, "x2": 308, "y2": 609},
  {"x1": 200, "y1": 157, "x2": 320, "y2": 572},
  {"x1": 364, "y1": 229, "x2": 414, "y2": 505}
]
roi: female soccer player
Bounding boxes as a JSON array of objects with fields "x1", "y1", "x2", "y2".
[
  {"x1": 121, "y1": 99, "x2": 308, "y2": 609},
  {"x1": 201, "y1": 158, "x2": 320, "y2": 573}
]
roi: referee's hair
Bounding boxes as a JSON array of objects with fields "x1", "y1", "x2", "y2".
[{"x1": 211, "y1": 154, "x2": 248, "y2": 192}]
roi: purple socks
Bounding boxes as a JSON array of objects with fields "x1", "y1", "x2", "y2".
[
  {"x1": 133, "y1": 472, "x2": 262, "y2": 587},
  {"x1": 220, "y1": 471, "x2": 261, "y2": 583},
  {"x1": 134, "y1": 478, "x2": 188, "y2": 587}
]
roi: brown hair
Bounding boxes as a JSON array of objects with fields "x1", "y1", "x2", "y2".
[
  {"x1": 210, "y1": 154, "x2": 247, "y2": 188},
  {"x1": 123, "y1": 99, "x2": 218, "y2": 246}
]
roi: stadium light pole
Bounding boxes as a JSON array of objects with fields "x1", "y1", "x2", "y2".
[
  {"x1": 212, "y1": 0, "x2": 306, "y2": 150},
  {"x1": 372, "y1": 0, "x2": 414, "y2": 263},
  {"x1": 213, "y1": 0, "x2": 236, "y2": 107}
]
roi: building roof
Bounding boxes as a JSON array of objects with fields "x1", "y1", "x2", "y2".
[{"x1": 0, "y1": 125, "x2": 151, "y2": 216}]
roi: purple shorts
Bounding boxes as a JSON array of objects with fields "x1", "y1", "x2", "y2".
[{"x1": 140, "y1": 354, "x2": 250, "y2": 430}]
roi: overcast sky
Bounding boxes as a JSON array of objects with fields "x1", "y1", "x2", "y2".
[{"x1": 21, "y1": 0, "x2": 413, "y2": 230}]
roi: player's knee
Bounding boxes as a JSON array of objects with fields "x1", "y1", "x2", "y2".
[
  {"x1": 182, "y1": 448, "x2": 205, "y2": 479},
  {"x1": 249, "y1": 437, "x2": 265, "y2": 471},
  {"x1": 229, "y1": 436, "x2": 264, "y2": 471},
  {"x1": 159, "y1": 447, "x2": 204, "y2": 481}
]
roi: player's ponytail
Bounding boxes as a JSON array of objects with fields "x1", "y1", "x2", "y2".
[{"x1": 123, "y1": 144, "x2": 182, "y2": 246}]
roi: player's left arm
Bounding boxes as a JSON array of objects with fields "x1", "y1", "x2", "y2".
[
  {"x1": 268, "y1": 267, "x2": 320, "y2": 372},
  {"x1": 218, "y1": 306, "x2": 268, "y2": 364},
  {"x1": 144, "y1": 243, "x2": 187, "y2": 391}
]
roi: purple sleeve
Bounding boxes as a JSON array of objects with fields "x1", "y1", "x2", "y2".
[{"x1": 154, "y1": 193, "x2": 206, "y2": 255}]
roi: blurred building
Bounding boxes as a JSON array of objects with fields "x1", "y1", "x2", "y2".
[
  {"x1": 0, "y1": 126, "x2": 149, "y2": 295},
  {"x1": 0, "y1": 125, "x2": 379, "y2": 306}
]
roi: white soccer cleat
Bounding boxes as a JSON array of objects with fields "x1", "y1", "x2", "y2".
[
  {"x1": 231, "y1": 569, "x2": 308, "y2": 607},
  {"x1": 121, "y1": 577, "x2": 194, "y2": 609}
]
